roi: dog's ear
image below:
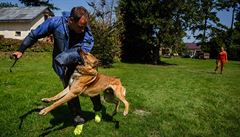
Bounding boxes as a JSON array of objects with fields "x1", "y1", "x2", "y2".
[
  {"x1": 87, "y1": 53, "x2": 99, "y2": 67},
  {"x1": 79, "y1": 49, "x2": 89, "y2": 63}
]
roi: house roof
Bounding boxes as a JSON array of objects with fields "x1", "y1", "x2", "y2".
[
  {"x1": 0, "y1": 6, "x2": 54, "y2": 22},
  {"x1": 185, "y1": 43, "x2": 201, "y2": 50}
]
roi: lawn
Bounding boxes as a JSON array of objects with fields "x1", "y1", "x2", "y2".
[{"x1": 0, "y1": 52, "x2": 239, "y2": 137}]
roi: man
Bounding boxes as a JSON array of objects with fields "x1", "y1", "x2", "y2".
[
  {"x1": 215, "y1": 47, "x2": 228, "y2": 74},
  {"x1": 12, "y1": 6, "x2": 102, "y2": 135}
]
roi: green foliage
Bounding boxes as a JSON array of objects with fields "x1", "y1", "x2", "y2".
[
  {"x1": 90, "y1": 18, "x2": 121, "y2": 68},
  {"x1": 118, "y1": 0, "x2": 156, "y2": 63},
  {"x1": 229, "y1": 45, "x2": 240, "y2": 60},
  {"x1": 117, "y1": 0, "x2": 239, "y2": 63},
  {"x1": 208, "y1": 30, "x2": 227, "y2": 58},
  {"x1": 188, "y1": 0, "x2": 224, "y2": 46},
  {"x1": 209, "y1": 29, "x2": 240, "y2": 60},
  {"x1": 88, "y1": 0, "x2": 121, "y2": 67},
  {"x1": 18, "y1": 0, "x2": 59, "y2": 10},
  {"x1": 214, "y1": 0, "x2": 240, "y2": 53},
  {"x1": 208, "y1": 1, "x2": 240, "y2": 60},
  {"x1": 233, "y1": 9, "x2": 240, "y2": 45},
  {"x1": 0, "y1": 2, "x2": 18, "y2": 7},
  {"x1": 117, "y1": 0, "x2": 191, "y2": 64},
  {"x1": 0, "y1": 37, "x2": 53, "y2": 52},
  {"x1": 0, "y1": 53, "x2": 240, "y2": 136}
]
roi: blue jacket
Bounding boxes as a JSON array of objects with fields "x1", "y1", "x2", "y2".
[{"x1": 18, "y1": 16, "x2": 94, "y2": 79}]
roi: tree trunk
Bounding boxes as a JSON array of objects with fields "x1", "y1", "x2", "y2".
[
  {"x1": 153, "y1": 44, "x2": 161, "y2": 65},
  {"x1": 227, "y1": 5, "x2": 236, "y2": 53}
]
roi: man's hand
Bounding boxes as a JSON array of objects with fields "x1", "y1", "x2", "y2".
[{"x1": 11, "y1": 51, "x2": 23, "y2": 59}]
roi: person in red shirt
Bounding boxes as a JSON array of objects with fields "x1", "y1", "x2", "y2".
[{"x1": 215, "y1": 47, "x2": 228, "y2": 74}]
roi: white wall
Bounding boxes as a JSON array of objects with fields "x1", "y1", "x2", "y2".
[{"x1": 0, "y1": 14, "x2": 45, "y2": 40}]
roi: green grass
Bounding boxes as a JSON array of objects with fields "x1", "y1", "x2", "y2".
[{"x1": 0, "y1": 52, "x2": 240, "y2": 137}]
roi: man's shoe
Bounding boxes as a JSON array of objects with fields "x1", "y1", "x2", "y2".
[
  {"x1": 74, "y1": 124, "x2": 83, "y2": 135},
  {"x1": 95, "y1": 111, "x2": 102, "y2": 123}
]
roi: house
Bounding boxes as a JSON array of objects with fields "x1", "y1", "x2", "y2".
[
  {"x1": 183, "y1": 43, "x2": 201, "y2": 58},
  {"x1": 0, "y1": 6, "x2": 54, "y2": 40}
]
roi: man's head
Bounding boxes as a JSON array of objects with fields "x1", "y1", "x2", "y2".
[
  {"x1": 221, "y1": 47, "x2": 225, "y2": 52},
  {"x1": 68, "y1": 6, "x2": 89, "y2": 33}
]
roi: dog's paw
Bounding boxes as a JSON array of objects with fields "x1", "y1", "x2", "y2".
[
  {"x1": 39, "y1": 109, "x2": 48, "y2": 116},
  {"x1": 41, "y1": 98, "x2": 51, "y2": 103},
  {"x1": 123, "y1": 111, "x2": 128, "y2": 116}
]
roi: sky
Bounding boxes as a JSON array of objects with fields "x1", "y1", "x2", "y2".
[
  {"x1": 1, "y1": 0, "x2": 234, "y2": 43},
  {"x1": 0, "y1": 0, "x2": 90, "y2": 15}
]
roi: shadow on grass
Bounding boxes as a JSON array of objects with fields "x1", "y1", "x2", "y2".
[
  {"x1": 39, "y1": 106, "x2": 72, "y2": 137},
  {"x1": 101, "y1": 106, "x2": 120, "y2": 129},
  {"x1": 114, "y1": 61, "x2": 177, "y2": 68},
  {"x1": 39, "y1": 106, "x2": 120, "y2": 137},
  {"x1": 124, "y1": 61, "x2": 177, "y2": 66},
  {"x1": 18, "y1": 106, "x2": 44, "y2": 129},
  {"x1": 159, "y1": 61, "x2": 177, "y2": 66},
  {"x1": 18, "y1": 105, "x2": 119, "y2": 137},
  {"x1": 206, "y1": 71, "x2": 222, "y2": 75}
]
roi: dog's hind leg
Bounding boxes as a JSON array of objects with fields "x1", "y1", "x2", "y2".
[
  {"x1": 112, "y1": 100, "x2": 120, "y2": 116},
  {"x1": 104, "y1": 89, "x2": 120, "y2": 116},
  {"x1": 111, "y1": 85, "x2": 129, "y2": 116},
  {"x1": 41, "y1": 86, "x2": 70, "y2": 103}
]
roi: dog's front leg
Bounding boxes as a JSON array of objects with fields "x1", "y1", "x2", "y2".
[
  {"x1": 39, "y1": 91, "x2": 78, "y2": 115},
  {"x1": 39, "y1": 84, "x2": 85, "y2": 115},
  {"x1": 41, "y1": 86, "x2": 70, "y2": 103}
]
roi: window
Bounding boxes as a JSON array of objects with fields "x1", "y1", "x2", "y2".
[{"x1": 15, "y1": 31, "x2": 21, "y2": 36}]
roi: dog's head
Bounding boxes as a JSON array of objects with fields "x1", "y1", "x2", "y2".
[{"x1": 79, "y1": 49, "x2": 99, "y2": 68}]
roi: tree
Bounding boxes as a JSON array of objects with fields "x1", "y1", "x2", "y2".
[
  {"x1": 188, "y1": 0, "x2": 223, "y2": 52},
  {"x1": 87, "y1": 0, "x2": 121, "y2": 67},
  {"x1": 233, "y1": 9, "x2": 240, "y2": 45},
  {"x1": 117, "y1": 0, "x2": 151, "y2": 63},
  {"x1": 19, "y1": 0, "x2": 59, "y2": 10},
  {"x1": 217, "y1": 0, "x2": 240, "y2": 53},
  {"x1": 208, "y1": 1, "x2": 240, "y2": 60},
  {"x1": 117, "y1": 0, "x2": 199, "y2": 64},
  {"x1": 0, "y1": 2, "x2": 18, "y2": 7}
]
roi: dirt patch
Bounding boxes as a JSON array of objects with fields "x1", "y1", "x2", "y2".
[{"x1": 133, "y1": 109, "x2": 151, "y2": 116}]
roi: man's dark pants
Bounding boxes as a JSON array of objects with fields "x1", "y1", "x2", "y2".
[{"x1": 63, "y1": 65, "x2": 102, "y2": 126}]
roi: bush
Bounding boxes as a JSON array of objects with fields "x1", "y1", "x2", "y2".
[
  {"x1": 229, "y1": 45, "x2": 240, "y2": 60},
  {"x1": 90, "y1": 18, "x2": 121, "y2": 68},
  {"x1": 0, "y1": 37, "x2": 53, "y2": 52}
]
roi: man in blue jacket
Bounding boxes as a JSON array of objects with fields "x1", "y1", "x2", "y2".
[{"x1": 12, "y1": 6, "x2": 102, "y2": 135}]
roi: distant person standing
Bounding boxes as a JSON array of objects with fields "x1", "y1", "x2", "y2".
[{"x1": 215, "y1": 47, "x2": 228, "y2": 74}]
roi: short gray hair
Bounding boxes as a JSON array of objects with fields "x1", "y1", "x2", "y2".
[{"x1": 70, "y1": 6, "x2": 89, "y2": 21}]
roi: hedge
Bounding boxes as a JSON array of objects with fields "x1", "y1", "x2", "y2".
[{"x1": 0, "y1": 36, "x2": 53, "y2": 52}]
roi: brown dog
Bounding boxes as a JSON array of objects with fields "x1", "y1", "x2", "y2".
[{"x1": 39, "y1": 51, "x2": 129, "y2": 116}]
